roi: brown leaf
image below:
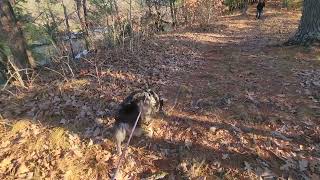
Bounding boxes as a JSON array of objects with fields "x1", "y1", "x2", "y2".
[{"x1": 16, "y1": 163, "x2": 29, "y2": 175}]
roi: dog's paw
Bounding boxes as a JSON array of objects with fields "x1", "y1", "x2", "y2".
[{"x1": 144, "y1": 127, "x2": 153, "y2": 138}]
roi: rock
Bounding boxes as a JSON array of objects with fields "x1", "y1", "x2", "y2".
[
  {"x1": 312, "y1": 81, "x2": 320, "y2": 87},
  {"x1": 222, "y1": 154, "x2": 229, "y2": 160},
  {"x1": 60, "y1": 118, "x2": 66, "y2": 124},
  {"x1": 299, "y1": 159, "x2": 308, "y2": 172},
  {"x1": 93, "y1": 127, "x2": 101, "y2": 137},
  {"x1": 210, "y1": 126, "x2": 217, "y2": 133}
]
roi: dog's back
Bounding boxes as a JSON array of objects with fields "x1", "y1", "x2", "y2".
[{"x1": 113, "y1": 89, "x2": 163, "y2": 154}]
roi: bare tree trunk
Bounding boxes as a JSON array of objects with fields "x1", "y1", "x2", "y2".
[
  {"x1": 82, "y1": 0, "x2": 89, "y2": 30},
  {"x1": 112, "y1": 0, "x2": 119, "y2": 15},
  {"x1": 242, "y1": 0, "x2": 249, "y2": 15},
  {"x1": 47, "y1": 4, "x2": 58, "y2": 44},
  {"x1": 129, "y1": 0, "x2": 133, "y2": 50},
  {"x1": 0, "y1": 0, "x2": 34, "y2": 82},
  {"x1": 287, "y1": 0, "x2": 320, "y2": 45},
  {"x1": 181, "y1": 0, "x2": 188, "y2": 24},
  {"x1": 62, "y1": 1, "x2": 75, "y2": 58},
  {"x1": 75, "y1": 0, "x2": 84, "y2": 30},
  {"x1": 169, "y1": 0, "x2": 177, "y2": 27},
  {"x1": 75, "y1": 0, "x2": 91, "y2": 50},
  {"x1": 0, "y1": 43, "x2": 9, "y2": 81},
  {"x1": 282, "y1": 0, "x2": 289, "y2": 8}
]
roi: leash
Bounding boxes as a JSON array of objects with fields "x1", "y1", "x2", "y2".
[
  {"x1": 168, "y1": 85, "x2": 182, "y2": 113},
  {"x1": 112, "y1": 97, "x2": 146, "y2": 180}
]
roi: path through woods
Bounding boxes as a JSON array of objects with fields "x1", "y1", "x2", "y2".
[{"x1": 1, "y1": 3, "x2": 320, "y2": 179}]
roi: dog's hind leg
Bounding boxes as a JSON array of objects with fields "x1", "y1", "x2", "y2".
[{"x1": 114, "y1": 123, "x2": 127, "y2": 155}]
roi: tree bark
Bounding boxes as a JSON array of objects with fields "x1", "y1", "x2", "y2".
[
  {"x1": 47, "y1": 3, "x2": 58, "y2": 43},
  {"x1": 82, "y1": 0, "x2": 89, "y2": 30},
  {"x1": 0, "y1": 43, "x2": 8, "y2": 81},
  {"x1": 0, "y1": 0, "x2": 34, "y2": 72},
  {"x1": 75, "y1": 0, "x2": 91, "y2": 50},
  {"x1": 62, "y1": 1, "x2": 75, "y2": 58},
  {"x1": 287, "y1": 0, "x2": 320, "y2": 45},
  {"x1": 169, "y1": 0, "x2": 177, "y2": 27},
  {"x1": 242, "y1": 0, "x2": 249, "y2": 15}
]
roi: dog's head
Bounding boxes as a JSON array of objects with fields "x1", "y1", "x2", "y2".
[{"x1": 144, "y1": 89, "x2": 165, "y2": 113}]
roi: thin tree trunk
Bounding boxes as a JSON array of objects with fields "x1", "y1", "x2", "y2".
[
  {"x1": 112, "y1": 0, "x2": 119, "y2": 15},
  {"x1": 62, "y1": 1, "x2": 75, "y2": 58},
  {"x1": 47, "y1": 4, "x2": 58, "y2": 43},
  {"x1": 169, "y1": 0, "x2": 177, "y2": 27},
  {"x1": 82, "y1": 0, "x2": 89, "y2": 30},
  {"x1": 129, "y1": 0, "x2": 133, "y2": 50},
  {"x1": 181, "y1": 0, "x2": 188, "y2": 24},
  {"x1": 0, "y1": 44, "x2": 9, "y2": 81},
  {"x1": 75, "y1": 0, "x2": 90, "y2": 50},
  {"x1": 242, "y1": 0, "x2": 249, "y2": 15},
  {"x1": 0, "y1": 0, "x2": 34, "y2": 82},
  {"x1": 173, "y1": 2, "x2": 178, "y2": 25},
  {"x1": 75, "y1": 0, "x2": 84, "y2": 31}
]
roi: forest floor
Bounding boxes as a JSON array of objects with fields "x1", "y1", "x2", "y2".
[{"x1": 1, "y1": 3, "x2": 320, "y2": 180}]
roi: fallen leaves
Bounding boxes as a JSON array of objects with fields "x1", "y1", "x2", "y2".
[
  {"x1": 0, "y1": 3, "x2": 320, "y2": 179},
  {"x1": 0, "y1": 156, "x2": 13, "y2": 173}
]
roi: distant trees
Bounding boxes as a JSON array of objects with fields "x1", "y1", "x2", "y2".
[
  {"x1": 0, "y1": 0, "x2": 237, "y2": 85},
  {"x1": 287, "y1": 0, "x2": 320, "y2": 45},
  {"x1": 224, "y1": 0, "x2": 257, "y2": 12}
]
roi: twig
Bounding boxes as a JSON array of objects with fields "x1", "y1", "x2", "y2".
[
  {"x1": 63, "y1": 61, "x2": 75, "y2": 78},
  {"x1": 62, "y1": 0, "x2": 75, "y2": 59},
  {"x1": 94, "y1": 61, "x2": 101, "y2": 86},
  {"x1": 31, "y1": 11, "x2": 44, "y2": 23},
  {"x1": 1, "y1": 68, "x2": 32, "y2": 91},
  {"x1": 43, "y1": 66, "x2": 66, "y2": 79},
  {"x1": 0, "y1": 114, "x2": 12, "y2": 128},
  {"x1": 3, "y1": 89, "x2": 16, "y2": 96},
  {"x1": 1, "y1": 73, "x2": 15, "y2": 91}
]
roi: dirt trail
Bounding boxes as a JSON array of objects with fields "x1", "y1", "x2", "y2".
[
  {"x1": 154, "y1": 5, "x2": 320, "y2": 179},
  {"x1": 1, "y1": 4, "x2": 320, "y2": 180}
]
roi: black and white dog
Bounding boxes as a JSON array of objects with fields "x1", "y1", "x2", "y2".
[
  {"x1": 256, "y1": 0, "x2": 265, "y2": 19},
  {"x1": 113, "y1": 89, "x2": 164, "y2": 154}
]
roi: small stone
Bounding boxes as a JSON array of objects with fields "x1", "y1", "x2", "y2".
[
  {"x1": 222, "y1": 154, "x2": 229, "y2": 160},
  {"x1": 210, "y1": 126, "x2": 217, "y2": 133},
  {"x1": 93, "y1": 127, "x2": 100, "y2": 137},
  {"x1": 312, "y1": 81, "x2": 320, "y2": 87},
  {"x1": 60, "y1": 119, "x2": 66, "y2": 124}
]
